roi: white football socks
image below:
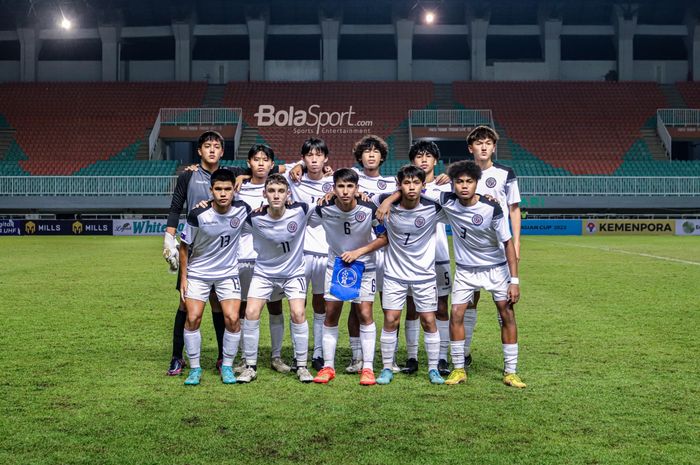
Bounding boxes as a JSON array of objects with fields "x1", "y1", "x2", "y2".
[
  {"x1": 291, "y1": 320, "x2": 309, "y2": 367},
  {"x1": 349, "y1": 336, "x2": 362, "y2": 362},
  {"x1": 424, "y1": 331, "x2": 440, "y2": 372},
  {"x1": 503, "y1": 343, "x2": 519, "y2": 374},
  {"x1": 359, "y1": 323, "x2": 376, "y2": 370},
  {"x1": 451, "y1": 340, "x2": 466, "y2": 369},
  {"x1": 463, "y1": 308, "x2": 477, "y2": 357},
  {"x1": 436, "y1": 319, "x2": 449, "y2": 360},
  {"x1": 405, "y1": 319, "x2": 420, "y2": 360},
  {"x1": 243, "y1": 319, "x2": 260, "y2": 367},
  {"x1": 322, "y1": 325, "x2": 339, "y2": 369},
  {"x1": 183, "y1": 328, "x2": 201, "y2": 369},
  {"x1": 222, "y1": 329, "x2": 241, "y2": 367},
  {"x1": 380, "y1": 329, "x2": 398, "y2": 370},
  {"x1": 269, "y1": 313, "x2": 284, "y2": 359},
  {"x1": 312, "y1": 313, "x2": 325, "y2": 359}
]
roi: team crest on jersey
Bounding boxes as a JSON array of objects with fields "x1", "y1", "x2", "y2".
[
  {"x1": 377, "y1": 180, "x2": 387, "y2": 190},
  {"x1": 414, "y1": 216, "x2": 426, "y2": 228},
  {"x1": 485, "y1": 177, "x2": 497, "y2": 188},
  {"x1": 287, "y1": 221, "x2": 298, "y2": 233},
  {"x1": 338, "y1": 267, "x2": 359, "y2": 288},
  {"x1": 355, "y1": 211, "x2": 367, "y2": 222},
  {"x1": 322, "y1": 182, "x2": 333, "y2": 193},
  {"x1": 472, "y1": 214, "x2": 484, "y2": 225},
  {"x1": 230, "y1": 217, "x2": 241, "y2": 228}
]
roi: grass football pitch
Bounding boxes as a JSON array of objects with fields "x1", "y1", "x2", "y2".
[{"x1": 1, "y1": 235, "x2": 698, "y2": 465}]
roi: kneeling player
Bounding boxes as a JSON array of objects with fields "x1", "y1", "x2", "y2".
[
  {"x1": 375, "y1": 165, "x2": 447, "y2": 385},
  {"x1": 239, "y1": 174, "x2": 315, "y2": 383},
  {"x1": 438, "y1": 161, "x2": 524, "y2": 388},
  {"x1": 309, "y1": 168, "x2": 388, "y2": 386},
  {"x1": 179, "y1": 169, "x2": 251, "y2": 385}
]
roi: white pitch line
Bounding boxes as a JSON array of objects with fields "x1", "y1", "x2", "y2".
[{"x1": 529, "y1": 238, "x2": 700, "y2": 266}]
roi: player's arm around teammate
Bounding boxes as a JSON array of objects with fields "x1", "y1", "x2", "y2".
[{"x1": 177, "y1": 169, "x2": 250, "y2": 386}]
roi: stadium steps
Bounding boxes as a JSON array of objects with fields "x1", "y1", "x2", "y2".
[
  {"x1": 639, "y1": 128, "x2": 669, "y2": 161},
  {"x1": 660, "y1": 84, "x2": 687, "y2": 108},
  {"x1": 135, "y1": 130, "x2": 151, "y2": 160},
  {"x1": 433, "y1": 84, "x2": 455, "y2": 109},
  {"x1": 388, "y1": 124, "x2": 410, "y2": 159},
  {"x1": 202, "y1": 84, "x2": 226, "y2": 108},
  {"x1": 238, "y1": 126, "x2": 267, "y2": 158},
  {"x1": 0, "y1": 128, "x2": 16, "y2": 160}
]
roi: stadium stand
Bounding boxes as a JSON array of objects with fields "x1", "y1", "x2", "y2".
[
  {"x1": 0, "y1": 82, "x2": 207, "y2": 175},
  {"x1": 676, "y1": 82, "x2": 700, "y2": 108},
  {"x1": 453, "y1": 81, "x2": 668, "y2": 175},
  {"x1": 223, "y1": 81, "x2": 434, "y2": 167}
]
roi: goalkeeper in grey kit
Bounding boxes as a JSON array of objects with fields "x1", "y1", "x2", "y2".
[{"x1": 162, "y1": 130, "x2": 281, "y2": 376}]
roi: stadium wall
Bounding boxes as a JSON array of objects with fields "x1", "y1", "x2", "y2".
[
  {"x1": 412, "y1": 61, "x2": 469, "y2": 83},
  {"x1": 0, "y1": 61, "x2": 19, "y2": 81},
  {"x1": 37, "y1": 61, "x2": 101, "y2": 81}
]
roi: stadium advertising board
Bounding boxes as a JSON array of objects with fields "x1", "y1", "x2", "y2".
[
  {"x1": 113, "y1": 219, "x2": 185, "y2": 236},
  {"x1": 582, "y1": 220, "x2": 675, "y2": 235},
  {"x1": 0, "y1": 219, "x2": 23, "y2": 235},
  {"x1": 676, "y1": 219, "x2": 700, "y2": 236},
  {"x1": 521, "y1": 219, "x2": 581, "y2": 235},
  {"x1": 22, "y1": 220, "x2": 113, "y2": 235}
]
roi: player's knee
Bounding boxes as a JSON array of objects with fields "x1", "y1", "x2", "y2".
[{"x1": 186, "y1": 315, "x2": 202, "y2": 330}]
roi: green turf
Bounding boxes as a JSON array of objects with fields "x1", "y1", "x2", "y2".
[{"x1": 1, "y1": 236, "x2": 698, "y2": 465}]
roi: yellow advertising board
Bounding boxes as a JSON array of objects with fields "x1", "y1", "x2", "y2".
[{"x1": 582, "y1": 220, "x2": 676, "y2": 235}]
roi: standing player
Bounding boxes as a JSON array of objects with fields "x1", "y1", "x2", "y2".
[
  {"x1": 178, "y1": 169, "x2": 251, "y2": 385},
  {"x1": 238, "y1": 174, "x2": 315, "y2": 383},
  {"x1": 309, "y1": 168, "x2": 388, "y2": 386},
  {"x1": 374, "y1": 165, "x2": 447, "y2": 385},
  {"x1": 436, "y1": 161, "x2": 524, "y2": 388},
  {"x1": 462, "y1": 126, "x2": 522, "y2": 368},
  {"x1": 236, "y1": 144, "x2": 290, "y2": 373},
  {"x1": 164, "y1": 131, "x2": 273, "y2": 376},
  {"x1": 285, "y1": 138, "x2": 334, "y2": 370},
  {"x1": 344, "y1": 135, "x2": 397, "y2": 373},
  {"x1": 402, "y1": 141, "x2": 452, "y2": 376}
]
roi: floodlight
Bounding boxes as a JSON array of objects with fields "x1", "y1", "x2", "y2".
[
  {"x1": 60, "y1": 17, "x2": 72, "y2": 30},
  {"x1": 425, "y1": 11, "x2": 435, "y2": 24}
]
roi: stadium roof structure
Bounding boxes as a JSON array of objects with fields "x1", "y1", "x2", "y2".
[{"x1": 0, "y1": 0, "x2": 696, "y2": 31}]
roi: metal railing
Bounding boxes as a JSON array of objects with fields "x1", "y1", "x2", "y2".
[
  {"x1": 148, "y1": 111, "x2": 162, "y2": 160},
  {"x1": 409, "y1": 109, "x2": 493, "y2": 127},
  {"x1": 159, "y1": 108, "x2": 242, "y2": 126},
  {"x1": 656, "y1": 112, "x2": 672, "y2": 159},
  {"x1": 519, "y1": 176, "x2": 700, "y2": 196},
  {"x1": 657, "y1": 109, "x2": 700, "y2": 127},
  {"x1": 0, "y1": 176, "x2": 177, "y2": 196},
  {"x1": 1, "y1": 176, "x2": 698, "y2": 197}
]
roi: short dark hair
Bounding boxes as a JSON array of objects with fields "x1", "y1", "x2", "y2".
[
  {"x1": 198, "y1": 131, "x2": 225, "y2": 149},
  {"x1": 247, "y1": 143, "x2": 275, "y2": 161},
  {"x1": 353, "y1": 135, "x2": 388, "y2": 166},
  {"x1": 466, "y1": 126, "x2": 499, "y2": 146},
  {"x1": 397, "y1": 164, "x2": 426, "y2": 184},
  {"x1": 264, "y1": 173, "x2": 289, "y2": 190},
  {"x1": 408, "y1": 140, "x2": 440, "y2": 162},
  {"x1": 333, "y1": 168, "x2": 359, "y2": 185},
  {"x1": 211, "y1": 168, "x2": 235, "y2": 186},
  {"x1": 447, "y1": 161, "x2": 482, "y2": 182},
  {"x1": 301, "y1": 138, "x2": 329, "y2": 157}
]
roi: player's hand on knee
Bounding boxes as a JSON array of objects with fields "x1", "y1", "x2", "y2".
[{"x1": 163, "y1": 232, "x2": 180, "y2": 272}]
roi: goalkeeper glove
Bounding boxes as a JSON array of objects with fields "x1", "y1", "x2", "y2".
[{"x1": 163, "y1": 232, "x2": 179, "y2": 273}]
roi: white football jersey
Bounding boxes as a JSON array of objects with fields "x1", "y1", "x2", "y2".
[
  {"x1": 235, "y1": 181, "x2": 267, "y2": 263},
  {"x1": 477, "y1": 163, "x2": 521, "y2": 214},
  {"x1": 374, "y1": 194, "x2": 446, "y2": 283},
  {"x1": 439, "y1": 192, "x2": 512, "y2": 268},
  {"x1": 308, "y1": 200, "x2": 381, "y2": 270},
  {"x1": 421, "y1": 180, "x2": 452, "y2": 265},
  {"x1": 351, "y1": 167, "x2": 397, "y2": 199},
  {"x1": 247, "y1": 202, "x2": 314, "y2": 279},
  {"x1": 181, "y1": 201, "x2": 251, "y2": 281},
  {"x1": 286, "y1": 172, "x2": 333, "y2": 256}
]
